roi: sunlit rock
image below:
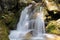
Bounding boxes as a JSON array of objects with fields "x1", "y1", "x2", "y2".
[
  {"x1": 46, "y1": 20, "x2": 60, "y2": 34},
  {"x1": 45, "y1": 34, "x2": 60, "y2": 40},
  {"x1": 43, "y1": 0, "x2": 59, "y2": 11}
]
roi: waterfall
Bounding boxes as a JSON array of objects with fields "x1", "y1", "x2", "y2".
[
  {"x1": 9, "y1": 4, "x2": 46, "y2": 40},
  {"x1": 30, "y1": 6, "x2": 46, "y2": 40},
  {"x1": 33, "y1": 7, "x2": 45, "y2": 36},
  {"x1": 17, "y1": 4, "x2": 32, "y2": 31},
  {"x1": 9, "y1": 4, "x2": 32, "y2": 40}
]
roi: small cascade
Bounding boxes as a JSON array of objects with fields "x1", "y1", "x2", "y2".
[
  {"x1": 9, "y1": 4, "x2": 32, "y2": 40},
  {"x1": 30, "y1": 5, "x2": 46, "y2": 40},
  {"x1": 9, "y1": 3, "x2": 46, "y2": 40}
]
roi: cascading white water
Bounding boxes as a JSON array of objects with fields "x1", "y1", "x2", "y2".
[
  {"x1": 9, "y1": 4, "x2": 32, "y2": 40},
  {"x1": 9, "y1": 3, "x2": 46, "y2": 40},
  {"x1": 30, "y1": 6, "x2": 46, "y2": 40},
  {"x1": 34, "y1": 7, "x2": 45, "y2": 36},
  {"x1": 17, "y1": 5, "x2": 32, "y2": 31}
]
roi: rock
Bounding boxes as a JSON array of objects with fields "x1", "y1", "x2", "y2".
[
  {"x1": 43, "y1": 0, "x2": 60, "y2": 11},
  {"x1": 46, "y1": 19, "x2": 60, "y2": 34},
  {"x1": 24, "y1": 32, "x2": 32, "y2": 40},
  {"x1": 45, "y1": 34, "x2": 60, "y2": 40}
]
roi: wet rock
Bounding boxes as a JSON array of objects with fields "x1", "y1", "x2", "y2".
[{"x1": 24, "y1": 32, "x2": 32, "y2": 40}]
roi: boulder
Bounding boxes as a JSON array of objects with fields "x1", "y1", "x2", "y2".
[{"x1": 46, "y1": 19, "x2": 60, "y2": 34}]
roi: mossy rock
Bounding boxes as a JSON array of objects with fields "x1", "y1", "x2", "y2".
[
  {"x1": 0, "y1": 20, "x2": 9, "y2": 40},
  {"x1": 46, "y1": 20, "x2": 60, "y2": 34}
]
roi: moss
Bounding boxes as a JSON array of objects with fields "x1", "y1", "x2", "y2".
[
  {"x1": 0, "y1": 20, "x2": 9, "y2": 40},
  {"x1": 46, "y1": 20, "x2": 60, "y2": 34}
]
